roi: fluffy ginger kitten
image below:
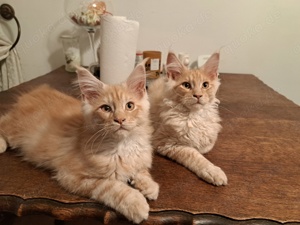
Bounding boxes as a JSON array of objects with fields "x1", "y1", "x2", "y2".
[
  {"x1": 148, "y1": 51, "x2": 227, "y2": 186},
  {"x1": 0, "y1": 62, "x2": 159, "y2": 223}
]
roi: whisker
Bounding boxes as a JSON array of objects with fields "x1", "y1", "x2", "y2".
[
  {"x1": 83, "y1": 123, "x2": 110, "y2": 150},
  {"x1": 83, "y1": 126, "x2": 108, "y2": 152},
  {"x1": 93, "y1": 130, "x2": 110, "y2": 154},
  {"x1": 79, "y1": 121, "x2": 108, "y2": 135},
  {"x1": 90, "y1": 125, "x2": 111, "y2": 153},
  {"x1": 219, "y1": 105, "x2": 236, "y2": 115}
]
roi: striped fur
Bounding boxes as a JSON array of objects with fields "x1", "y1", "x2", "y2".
[{"x1": 0, "y1": 63, "x2": 159, "y2": 223}]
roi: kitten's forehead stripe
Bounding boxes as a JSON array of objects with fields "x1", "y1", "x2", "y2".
[
  {"x1": 181, "y1": 70, "x2": 205, "y2": 86},
  {"x1": 103, "y1": 86, "x2": 133, "y2": 108}
]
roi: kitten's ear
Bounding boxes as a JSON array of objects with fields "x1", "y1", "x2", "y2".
[
  {"x1": 126, "y1": 58, "x2": 147, "y2": 98},
  {"x1": 201, "y1": 52, "x2": 220, "y2": 79},
  {"x1": 166, "y1": 52, "x2": 185, "y2": 80},
  {"x1": 76, "y1": 66, "x2": 106, "y2": 102}
]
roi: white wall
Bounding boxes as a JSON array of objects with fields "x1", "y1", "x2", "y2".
[{"x1": 1, "y1": 0, "x2": 300, "y2": 105}]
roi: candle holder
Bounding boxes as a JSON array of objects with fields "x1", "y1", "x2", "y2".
[{"x1": 64, "y1": 0, "x2": 113, "y2": 66}]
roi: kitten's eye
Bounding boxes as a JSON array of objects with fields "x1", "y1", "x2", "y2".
[
  {"x1": 202, "y1": 82, "x2": 209, "y2": 89},
  {"x1": 182, "y1": 82, "x2": 191, "y2": 89},
  {"x1": 125, "y1": 102, "x2": 135, "y2": 111},
  {"x1": 100, "y1": 104, "x2": 112, "y2": 112}
]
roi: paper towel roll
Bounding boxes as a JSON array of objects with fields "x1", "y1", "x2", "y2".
[{"x1": 99, "y1": 15, "x2": 139, "y2": 84}]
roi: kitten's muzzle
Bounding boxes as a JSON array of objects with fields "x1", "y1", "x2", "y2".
[
  {"x1": 113, "y1": 118, "x2": 130, "y2": 132},
  {"x1": 114, "y1": 118, "x2": 126, "y2": 125},
  {"x1": 193, "y1": 94, "x2": 203, "y2": 100},
  {"x1": 193, "y1": 95, "x2": 203, "y2": 104}
]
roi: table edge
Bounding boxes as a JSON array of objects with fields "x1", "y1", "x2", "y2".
[{"x1": 0, "y1": 195, "x2": 298, "y2": 224}]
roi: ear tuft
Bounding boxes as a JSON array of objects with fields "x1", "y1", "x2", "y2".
[
  {"x1": 76, "y1": 67, "x2": 106, "y2": 102},
  {"x1": 166, "y1": 52, "x2": 185, "y2": 80},
  {"x1": 201, "y1": 52, "x2": 220, "y2": 79},
  {"x1": 126, "y1": 59, "x2": 147, "y2": 98}
]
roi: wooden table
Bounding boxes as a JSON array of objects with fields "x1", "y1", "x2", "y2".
[{"x1": 0, "y1": 67, "x2": 299, "y2": 225}]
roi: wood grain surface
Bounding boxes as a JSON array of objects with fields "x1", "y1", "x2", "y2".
[{"x1": 0, "y1": 67, "x2": 299, "y2": 224}]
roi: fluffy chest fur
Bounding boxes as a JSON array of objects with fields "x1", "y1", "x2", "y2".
[
  {"x1": 83, "y1": 130, "x2": 153, "y2": 182},
  {"x1": 156, "y1": 99, "x2": 221, "y2": 153}
]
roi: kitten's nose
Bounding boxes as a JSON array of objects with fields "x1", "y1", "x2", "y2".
[
  {"x1": 193, "y1": 94, "x2": 202, "y2": 99},
  {"x1": 114, "y1": 118, "x2": 126, "y2": 125}
]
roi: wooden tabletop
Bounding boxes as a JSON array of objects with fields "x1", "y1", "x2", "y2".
[{"x1": 0, "y1": 67, "x2": 299, "y2": 224}]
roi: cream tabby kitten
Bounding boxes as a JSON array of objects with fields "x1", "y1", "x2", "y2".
[
  {"x1": 148, "y1": 52, "x2": 227, "y2": 186},
  {"x1": 0, "y1": 62, "x2": 159, "y2": 223}
]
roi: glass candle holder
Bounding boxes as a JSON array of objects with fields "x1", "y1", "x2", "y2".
[{"x1": 60, "y1": 35, "x2": 81, "y2": 72}]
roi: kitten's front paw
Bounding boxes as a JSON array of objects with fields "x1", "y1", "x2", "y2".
[
  {"x1": 201, "y1": 164, "x2": 228, "y2": 186},
  {"x1": 0, "y1": 136, "x2": 7, "y2": 153},
  {"x1": 122, "y1": 191, "x2": 149, "y2": 224},
  {"x1": 132, "y1": 177, "x2": 160, "y2": 201},
  {"x1": 141, "y1": 180, "x2": 159, "y2": 201}
]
